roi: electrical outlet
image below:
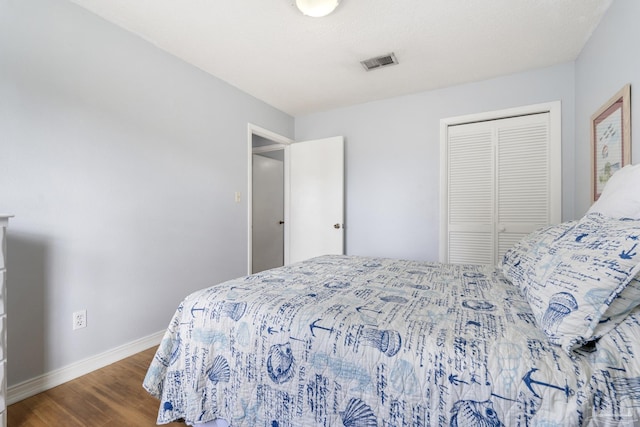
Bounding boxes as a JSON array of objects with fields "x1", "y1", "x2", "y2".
[{"x1": 73, "y1": 309, "x2": 87, "y2": 330}]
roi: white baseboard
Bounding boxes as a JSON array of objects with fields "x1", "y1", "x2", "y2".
[{"x1": 7, "y1": 330, "x2": 165, "y2": 405}]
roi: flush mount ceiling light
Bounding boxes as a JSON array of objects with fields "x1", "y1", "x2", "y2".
[{"x1": 295, "y1": 0, "x2": 340, "y2": 17}]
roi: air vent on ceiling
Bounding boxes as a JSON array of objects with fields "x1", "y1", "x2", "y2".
[{"x1": 360, "y1": 53, "x2": 399, "y2": 71}]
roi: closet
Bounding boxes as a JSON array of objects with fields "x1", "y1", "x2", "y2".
[{"x1": 440, "y1": 103, "x2": 561, "y2": 265}]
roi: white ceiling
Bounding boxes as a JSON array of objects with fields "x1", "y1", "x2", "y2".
[{"x1": 69, "y1": 0, "x2": 613, "y2": 116}]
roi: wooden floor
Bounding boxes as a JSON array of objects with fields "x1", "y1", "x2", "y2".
[{"x1": 8, "y1": 347, "x2": 183, "y2": 426}]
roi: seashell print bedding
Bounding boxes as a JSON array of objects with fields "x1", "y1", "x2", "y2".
[{"x1": 144, "y1": 255, "x2": 640, "y2": 426}]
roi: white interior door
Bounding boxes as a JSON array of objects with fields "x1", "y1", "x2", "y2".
[
  {"x1": 287, "y1": 136, "x2": 344, "y2": 264},
  {"x1": 252, "y1": 153, "x2": 284, "y2": 273}
]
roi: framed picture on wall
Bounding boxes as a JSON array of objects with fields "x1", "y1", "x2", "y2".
[{"x1": 591, "y1": 83, "x2": 631, "y2": 202}]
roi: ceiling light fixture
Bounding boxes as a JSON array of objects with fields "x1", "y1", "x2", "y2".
[{"x1": 295, "y1": 0, "x2": 340, "y2": 17}]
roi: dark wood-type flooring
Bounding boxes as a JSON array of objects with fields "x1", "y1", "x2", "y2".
[{"x1": 8, "y1": 347, "x2": 183, "y2": 426}]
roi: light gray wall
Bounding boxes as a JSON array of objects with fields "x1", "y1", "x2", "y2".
[
  {"x1": 574, "y1": 0, "x2": 640, "y2": 217},
  {"x1": 0, "y1": 0, "x2": 293, "y2": 386},
  {"x1": 295, "y1": 63, "x2": 576, "y2": 261}
]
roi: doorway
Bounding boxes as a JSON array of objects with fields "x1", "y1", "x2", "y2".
[
  {"x1": 252, "y1": 147, "x2": 284, "y2": 273},
  {"x1": 248, "y1": 125, "x2": 292, "y2": 274},
  {"x1": 248, "y1": 125, "x2": 345, "y2": 275}
]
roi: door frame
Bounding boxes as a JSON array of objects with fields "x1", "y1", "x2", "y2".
[
  {"x1": 438, "y1": 101, "x2": 562, "y2": 262},
  {"x1": 247, "y1": 124, "x2": 293, "y2": 275}
]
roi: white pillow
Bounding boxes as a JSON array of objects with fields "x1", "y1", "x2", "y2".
[{"x1": 588, "y1": 163, "x2": 640, "y2": 219}]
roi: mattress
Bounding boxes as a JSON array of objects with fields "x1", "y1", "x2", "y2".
[{"x1": 144, "y1": 255, "x2": 640, "y2": 426}]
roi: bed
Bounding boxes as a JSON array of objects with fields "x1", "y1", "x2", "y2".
[{"x1": 144, "y1": 165, "x2": 640, "y2": 426}]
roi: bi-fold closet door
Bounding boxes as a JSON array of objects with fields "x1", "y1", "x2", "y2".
[{"x1": 442, "y1": 109, "x2": 561, "y2": 265}]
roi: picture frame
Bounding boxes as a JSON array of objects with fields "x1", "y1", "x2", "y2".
[{"x1": 591, "y1": 84, "x2": 631, "y2": 202}]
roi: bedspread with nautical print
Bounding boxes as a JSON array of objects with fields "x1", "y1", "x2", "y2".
[{"x1": 143, "y1": 255, "x2": 640, "y2": 426}]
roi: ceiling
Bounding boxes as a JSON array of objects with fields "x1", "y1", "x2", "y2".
[{"x1": 69, "y1": 0, "x2": 613, "y2": 116}]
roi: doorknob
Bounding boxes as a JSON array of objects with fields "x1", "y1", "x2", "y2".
[
  {"x1": 279, "y1": 221, "x2": 285, "y2": 225},
  {"x1": 334, "y1": 223, "x2": 341, "y2": 229}
]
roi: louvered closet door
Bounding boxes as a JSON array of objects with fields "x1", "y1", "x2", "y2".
[
  {"x1": 496, "y1": 113, "x2": 551, "y2": 261},
  {"x1": 447, "y1": 121, "x2": 495, "y2": 265},
  {"x1": 445, "y1": 112, "x2": 555, "y2": 265}
]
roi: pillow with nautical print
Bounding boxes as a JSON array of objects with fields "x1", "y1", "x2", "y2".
[
  {"x1": 591, "y1": 274, "x2": 640, "y2": 341},
  {"x1": 501, "y1": 220, "x2": 578, "y2": 296},
  {"x1": 501, "y1": 213, "x2": 640, "y2": 353}
]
